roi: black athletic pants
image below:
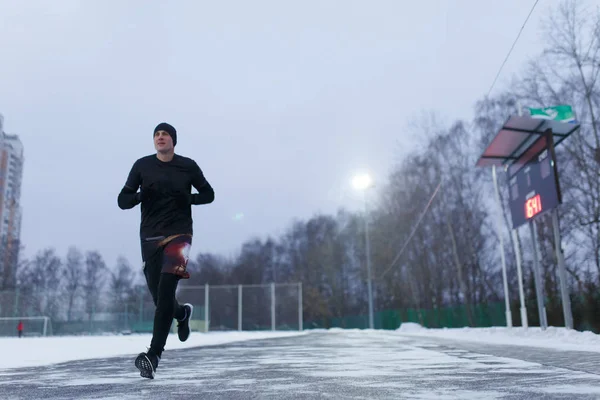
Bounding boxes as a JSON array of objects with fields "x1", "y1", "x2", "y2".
[{"x1": 141, "y1": 235, "x2": 192, "y2": 357}]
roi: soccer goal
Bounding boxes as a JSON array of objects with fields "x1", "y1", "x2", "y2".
[{"x1": 0, "y1": 316, "x2": 52, "y2": 337}]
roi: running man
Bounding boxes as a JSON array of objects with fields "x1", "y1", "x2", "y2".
[{"x1": 118, "y1": 122, "x2": 215, "y2": 379}]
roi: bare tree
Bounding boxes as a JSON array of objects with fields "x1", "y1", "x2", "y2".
[
  {"x1": 516, "y1": 0, "x2": 600, "y2": 277},
  {"x1": 110, "y1": 256, "x2": 134, "y2": 314},
  {"x1": 17, "y1": 248, "x2": 62, "y2": 320},
  {"x1": 63, "y1": 247, "x2": 83, "y2": 321},
  {"x1": 83, "y1": 251, "x2": 107, "y2": 321}
]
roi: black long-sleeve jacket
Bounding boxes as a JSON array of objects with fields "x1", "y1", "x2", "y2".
[{"x1": 118, "y1": 154, "x2": 214, "y2": 240}]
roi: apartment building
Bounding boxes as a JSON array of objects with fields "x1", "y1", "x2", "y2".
[{"x1": 0, "y1": 114, "x2": 24, "y2": 289}]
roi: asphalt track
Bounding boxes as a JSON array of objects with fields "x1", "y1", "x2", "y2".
[{"x1": 2, "y1": 330, "x2": 600, "y2": 399}]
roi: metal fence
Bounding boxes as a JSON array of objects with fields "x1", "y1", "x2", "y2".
[
  {"x1": 0, "y1": 282, "x2": 303, "y2": 336},
  {"x1": 177, "y1": 282, "x2": 303, "y2": 332},
  {"x1": 1, "y1": 284, "x2": 517, "y2": 337}
]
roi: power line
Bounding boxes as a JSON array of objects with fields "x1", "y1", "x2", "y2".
[
  {"x1": 378, "y1": 180, "x2": 443, "y2": 280},
  {"x1": 487, "y1": 0, "x2": 540, "y2": 97}
]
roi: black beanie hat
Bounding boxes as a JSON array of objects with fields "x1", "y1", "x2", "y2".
[{"x1": 154, "y1": 122, "x2": 177, "y2": 146}]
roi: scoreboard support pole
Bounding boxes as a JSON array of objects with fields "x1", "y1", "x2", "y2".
[
  {"x1": 511, "y1": 228, "x2": 528, "y2": 328},
  {"x1": 547, "y1": 128, "x2": 574, "y2": 330},
  {"x1": 528, "y1": 220, "x2": 548, "y2": 330},
  {"x1": 512, "y1": 104, "x2": 528, "y2": 329},
  {"x1": 492, "y1": 165, "x2": 512, "y2": 327},
  {"x1": 552, "y1": 207, "x2": 574, "y2": 329}
]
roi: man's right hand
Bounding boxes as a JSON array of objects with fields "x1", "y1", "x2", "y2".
[{"x1": 138, "y1": 184, "x2": 158, "y2": 203}]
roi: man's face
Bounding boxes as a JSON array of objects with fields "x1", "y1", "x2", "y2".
[{"x1": 154, "y1": 130, "x2": 174, "y2": 153}]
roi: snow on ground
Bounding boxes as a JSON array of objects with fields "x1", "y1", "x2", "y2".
[
  {"x1": 5, "y1": 330, "x2": 600, "y2": 400},
  {"x1": 393, "y1": 322, "x2": 600, "y2": 353},
  {"x1": 3, "y1": 324, "x2": 600, "y2": 372},
  {"x1": 0, "y1": 330, "x2": 308, "y2": 370}
]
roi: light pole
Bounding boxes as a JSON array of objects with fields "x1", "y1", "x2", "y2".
[{"x1": 352, "y1": 173, "x2": 374, "y2": 330}]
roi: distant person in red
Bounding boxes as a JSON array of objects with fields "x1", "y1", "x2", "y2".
[{"x1": 17, "y1": 320, "x2": 23, "y2": 338}]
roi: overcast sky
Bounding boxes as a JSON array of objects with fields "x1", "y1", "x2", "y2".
[{"x1": 0, "y1": 0, "x2": 582, "y2": 269}]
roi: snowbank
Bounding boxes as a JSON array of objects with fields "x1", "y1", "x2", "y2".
[
  {"x1": 395, "y1": 322, "x2": 425, "y2": 332},
  {"x1": 1, "y1": 330, "x2": 307, "y2": 370},
  {"x1": 395, "y1": 324, "x2": 600, "y2": 353}
]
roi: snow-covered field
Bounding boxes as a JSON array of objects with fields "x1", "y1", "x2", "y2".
[
  {"x1": 2, "y1": 324, "x2": 599, "y2": 371},
  {"x1": 0, "y1": 331, "x2": 309, "y2": 370}
]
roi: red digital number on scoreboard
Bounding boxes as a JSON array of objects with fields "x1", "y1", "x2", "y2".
[{"x1": 525, "y1": 194, "x2": 543, "y2": 219}]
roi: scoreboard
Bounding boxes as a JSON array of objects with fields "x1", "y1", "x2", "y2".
[
  {"x1": 477, "y1": 114, "x2": 578, "y2": 331},
  {"x1": 507, "y1": 147, "x2": 561, "y2": 229}
]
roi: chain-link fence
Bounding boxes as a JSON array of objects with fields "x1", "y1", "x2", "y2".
[
  {"x1": 1, "y1": 283, "x2": 528, "y2": 337},
  {"x1": 178, "y1": 282, "x2": 303, "y2": 332},
  {"x1": 0, "y1": 282, "x2": 303, "y2": 336}
]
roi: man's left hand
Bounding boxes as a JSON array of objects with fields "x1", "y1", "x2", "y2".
[{"x1": 174, "y1": 192, "x2": 192, "y2": 208}]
